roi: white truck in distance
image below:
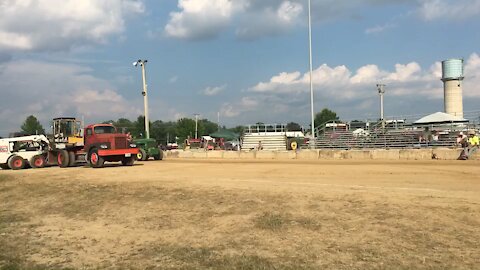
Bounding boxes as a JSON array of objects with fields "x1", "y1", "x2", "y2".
[{"x1": 0, "y1": 135, "x2": 50, "y2": 170}]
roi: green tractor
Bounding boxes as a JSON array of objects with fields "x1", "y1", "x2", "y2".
[{"x1": 134, "y1": 138, "x2": 163, "y2": 161}]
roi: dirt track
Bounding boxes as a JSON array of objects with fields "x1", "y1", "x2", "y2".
[{"x1": 1, "y1": 159, "x2": 479, "y2": 269}]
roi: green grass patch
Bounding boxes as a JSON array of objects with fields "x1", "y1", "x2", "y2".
[
  {"x1": 254, "y1": 211, "x2": 287, "y2": 231},
  {"x1": 127, "y1": 244, "x2": 315, "y2": 270}
]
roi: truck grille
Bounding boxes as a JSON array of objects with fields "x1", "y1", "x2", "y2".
[{"x1": 115, "y1": 137, "x2": 128, "y2": 149}]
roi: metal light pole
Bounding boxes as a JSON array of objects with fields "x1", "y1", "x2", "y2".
[
  {"x1": 377, "y1": 84, "x2": 386, "y2": 129},
  {"x1": 133, "y1": 59, "x2": 150, "y2": 139},
  {"x1": 194, "y1": 114, "x2": 199, "y2": 139},
  {"x1": 308, "y1": 0, "x2": 315, "y2": 147}
]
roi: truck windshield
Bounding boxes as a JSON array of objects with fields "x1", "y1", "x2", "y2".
[{"x1": 94, "y1": 126, "x2": 116, "y2": 134}]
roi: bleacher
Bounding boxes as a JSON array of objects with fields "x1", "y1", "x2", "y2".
[
  {"x1": 241, "y1": 133, "x2": 287, "y2": 151},
  {"x1": 315, "y1": 126, "x2": 465, "y2": 150},
  {"x1": 240, "y1": 121, "x2": 475, "y2": 151}
]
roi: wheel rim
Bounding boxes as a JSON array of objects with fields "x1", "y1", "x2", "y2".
[
  {"x1": 137, "y1": 153, "x2": 143, "y2": 160},
  {"x1": 35, "y1": 157, "x2": 43, "y2": 167},
  {"x1": 57, "y1": 153, "x2": 63, "y2": 165},
  {"x1": 14, "y1": 159, "x2": 22, "y2": 168},
  {"x1": 91, "y1": 153, "x2": 98, "y2": 164}
]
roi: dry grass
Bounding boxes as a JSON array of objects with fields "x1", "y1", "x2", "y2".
[{"x1": 0, "y1": 160, "x2": 479, "y2": 269}]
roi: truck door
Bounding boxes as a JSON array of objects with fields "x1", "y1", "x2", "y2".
[{"x1": 84, "y1": 128, "x2": 93, "y2": 148}]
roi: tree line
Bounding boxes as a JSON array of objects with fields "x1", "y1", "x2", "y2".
[{"x1": 16, "y1": 108, "x2": 339, "y2": 143}]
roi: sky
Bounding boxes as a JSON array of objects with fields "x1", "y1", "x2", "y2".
[{"x1": 0, "y1": 0, "x2": 480, "y2": 135}]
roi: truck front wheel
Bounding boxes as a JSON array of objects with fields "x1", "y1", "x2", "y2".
[
  {"x1": 8, "y1": 155, "x2": 25, "y2": 170},
  {"x1": 89, "y1": 149, "x2": 105, "y2": 168},
  {"x1": 122, "y1": 157, "x2": 135, "y2": 166}
]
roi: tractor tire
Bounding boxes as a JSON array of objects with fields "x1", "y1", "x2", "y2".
[
  {"x1": 153, "y1": 150, "x2": 163, "y2": 160},
  {"x1": 136, "y1": 148, "x2": 147, "y2": 161},
  {"x1": 8, "y1": 155, "x2": 25, "y2": 170},
  {"x1": 122, "y1": 157, "x2": 135, "y2": 166},
  {"x1": 290, "y1": 141, "x2": 298, "y2": 151},
  {"x1": 68, "y1": 151, "x2": 76, "y2": 167},
  {"x1": 89, "y1": 149, "x2": 105, "y2": 168},
  {"x1": 57, "y1": 150, "x2": 70, "y2": 168},
  {"x1": 29, "y1": 155, "x2": 46, "y2": 169}
]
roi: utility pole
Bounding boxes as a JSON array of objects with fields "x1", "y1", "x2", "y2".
[
  {"x1": 133, "y1": 59, "x2": 150, "y2": 139},
  {"x1": 377, "y1": 84, "x2": 386, "y2": 129},
  {"x1": 308, "y1": 0, "x2": 315, "y2": 148},
  {"x1": 194, "y1": 114, "x2": 200, "y2": 139}
]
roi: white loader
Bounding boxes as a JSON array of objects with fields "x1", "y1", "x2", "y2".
[{"x1": 0, "y1": 135, "x2": 50, "y2": 170}]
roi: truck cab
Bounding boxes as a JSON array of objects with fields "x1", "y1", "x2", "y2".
[
  {"x1": 83, "y1": 124, "x2": 139, "y2": 168},
  {"x1": 48, "y1": 118, "x2": 139, "y2": 168}
]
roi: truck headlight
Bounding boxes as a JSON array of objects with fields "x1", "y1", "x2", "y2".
[
  {"x1": 129, "y1": 143, "x2": 137, "y2": 148},
  {"x1": 100, "y1": 144, "x2": 108, "y2": 149}
]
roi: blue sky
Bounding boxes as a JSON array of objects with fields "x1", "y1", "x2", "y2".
[{"x1": 0, "y1": 0, "x2": 479, "y2": 135}]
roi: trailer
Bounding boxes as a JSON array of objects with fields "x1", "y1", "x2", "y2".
[{"x1": 0, "y1": 135, "x2": 49, "y2": 170}]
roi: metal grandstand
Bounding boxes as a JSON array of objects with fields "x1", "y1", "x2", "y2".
[
  {"x1": 313, "y1": 116, "x2": 479, "y2": 150},
  {"x1": 241, "y1": 110, "x2": 480, "y2": 150}
]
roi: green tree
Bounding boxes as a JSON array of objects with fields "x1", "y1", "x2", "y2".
[
  {"x1": 150, "y1": 120, "x2": 177, "y2": 145},
  {"x1": 21, "y1": 115, "x2": 45, "y2": 135},
  {"x1": 133, "y1": 115, "x2": 147, "y2": 138},
  {"x1": 314, "y1": 108, "x2": 339, "y2": 129},
  {"x1": 286, "y1": 122, "x2": 302, "y2": 131},
  {"x1": 198, "y1": 119, "x2": 219, "y2": 136},
  {"x1": 110, "y1": 118, "x2": 134, "y2": 134},
  {"x1": 175, "y1": 118, "x2": 196, "y2": 142}
]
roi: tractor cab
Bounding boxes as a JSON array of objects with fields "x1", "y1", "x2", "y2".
[{"x1": 52, "y1": 117, "x2": 84, "y2": 146}]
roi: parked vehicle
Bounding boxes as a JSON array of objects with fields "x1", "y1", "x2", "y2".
[
  {"x1": 0, "y1": 135, "x2": 49, "y2": 170},
  {"x1": 134, "y1": 138, "x2": 163, "y2": 161}
]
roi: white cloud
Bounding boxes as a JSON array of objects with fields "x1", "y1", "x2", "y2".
[
  {"x1": 0, "y1": 0, "x2": 144, "y2": 52},
  {"x1": 250, "y1": 60, "x2": 444, "y2": 98},
  {"x1": 252, "y1": 71, "x2": 302, "y2": 92},
  {"x1": 277, "y1": 1, "x2": 303, "y2": 22},
  {"x1": 164, "y1": 0, "x2": 421, "y2": 41},
  {"x1": 386, "y1": 63, "x2": 423, "y2": 82},
  {"x1": 418, "y1": 0, "x2": 480, "y2": 21},
  {"x1": 202, "y1": 85, "x2": 226, "y2": 96},
  {"x1": 165, "y1": 0, "x2": 246, "y2": 40},
  {"x1": 0, "y1": 60, "x2": 142, "y2": 134},
  {"x1": 220, "y1": 103, "x2": 241, "y2": 117},
  {"x1": 365, "y1": 23, "x2": 396, "y2": 34},
  {"x1": 235, "y1": 1, "x2": 303, "y2": 40},
  {"x1": 351, "y1": 65, "x2": 383, "y2": 84}
]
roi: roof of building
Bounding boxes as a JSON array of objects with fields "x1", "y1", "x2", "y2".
[{"x1": 414, "y1": 112, "x2": 467, "y2": 124}]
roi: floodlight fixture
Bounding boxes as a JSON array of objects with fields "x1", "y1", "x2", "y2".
[{"x1": 133, "y1": 59, "x2": 150, "y2": 139}]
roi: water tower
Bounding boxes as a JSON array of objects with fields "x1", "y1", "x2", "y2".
[{"x1": 441, "y1": 59, "x2": 464, "y2": 118}]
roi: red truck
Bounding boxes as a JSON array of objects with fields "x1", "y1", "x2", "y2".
[{"x1": 48, "y1": 118, "x2": 138, "y2": 168}]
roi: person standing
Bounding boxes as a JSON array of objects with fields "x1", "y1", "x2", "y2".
[
  {"x1": 457, "y1": 132, "x2": 467, "y2": 147},
  {"x1": 466, "y1": 131, "x2": 479, "y2": 158}
]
